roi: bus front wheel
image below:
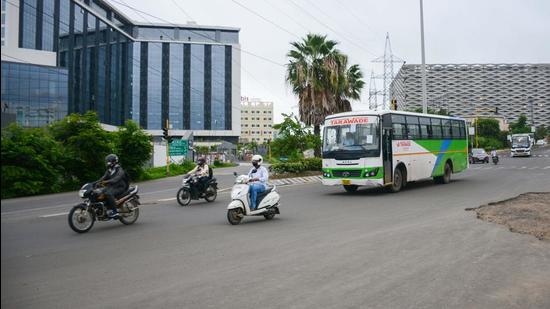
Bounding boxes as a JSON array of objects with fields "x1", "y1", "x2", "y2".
[{"x1": 389, "y1": 168, "x2": 403, "y2": 193}]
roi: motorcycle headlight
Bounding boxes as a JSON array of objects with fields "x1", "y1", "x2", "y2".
[{"x1": 79, "y1": 190, "x2": 86, "y2": 198}]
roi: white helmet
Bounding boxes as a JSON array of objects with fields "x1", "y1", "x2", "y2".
[{"x1": 251, "y1": 154, "x2": 263, "y2": 165}]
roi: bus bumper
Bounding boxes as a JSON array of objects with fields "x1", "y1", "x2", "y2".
[{"x1": 322, "y1": 178, "x2": 384, "y2": 187}]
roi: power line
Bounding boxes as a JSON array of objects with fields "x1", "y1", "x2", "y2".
[
  {"x1": 229, "y1": 0, "x2": 299, "y2": 39},
  {"x1": 286, "y1": 0, "x2": 378, "y2": 58},
  {"x1": 106, "y1": 0, "x2": 285, "y2": 68},
  {"x1": 169, "y1": 0, "x2": 193, "y2": 21}
]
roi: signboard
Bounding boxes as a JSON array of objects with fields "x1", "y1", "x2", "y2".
[
  {"x1": 169, "y1": 139, "x2": 188, "y2": 156},
  {"x1": 469, "y1": 127, "x2": 475, "y2": 135},
  {"x1": 327, "y1": 116, "x2": 373, "y2": 126}
]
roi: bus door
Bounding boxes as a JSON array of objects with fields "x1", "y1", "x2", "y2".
[{"x1": 382, "y1": 128, "x2": 393, "y2": 185}]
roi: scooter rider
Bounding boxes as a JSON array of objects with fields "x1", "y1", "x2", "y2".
[
  {"x1": 248, "y1": 155, "x2": 269, "y2": 210},
  {"x1": 98, "y1": 154, "x2": 129, "y2": 218},
  {"x1": 186, "y1": 156, "x2": 210, "y2": 195},
  {"x1": 491, "y1": 148, "x2": 497, "y2": 158}
]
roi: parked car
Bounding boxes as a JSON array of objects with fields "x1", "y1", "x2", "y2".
[
  {"x1": 536, "y1": 139, "x2": 547, "y2": 146},
  {"x1": 469, "y1": 148, "x2": 490, "y2": 164}
]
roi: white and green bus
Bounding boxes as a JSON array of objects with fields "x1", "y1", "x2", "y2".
[{"x1": 322, "y1": 110, "x2": 468, "y2": 192}]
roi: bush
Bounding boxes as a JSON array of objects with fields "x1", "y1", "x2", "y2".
[
  {"x1": 49, "y1": 112, "x2": 114, "y2": 187},
  {"x1": 138, "y1": 160, "x2": 195, "y2": 181},
  {"x1": 271, "y1": 162, "x2": 305, "y2": 174},
  {"x1": 477, "y1": 136, "x2": 504, "y2": 150},
  {"x1": 115, "y1": 120, "x2": 153, "y2": 180},
  {"x1": 1, "y1": 125, "x2": 69, "y2": 199},
  {"x1": 302, "y1": 157, "x2": 322, "y2": 171}
]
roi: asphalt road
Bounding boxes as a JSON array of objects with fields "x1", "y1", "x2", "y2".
[{"x1": 2, "y1": 147, "x2": 550, "y2": 309}]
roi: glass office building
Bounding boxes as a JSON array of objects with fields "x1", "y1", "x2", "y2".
[{"x1": 2, "y1": 0, "x2": 240, "y2": 141}]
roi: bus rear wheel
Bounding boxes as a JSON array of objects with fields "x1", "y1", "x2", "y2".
[
  {"x1": 434, "y1": 162, "x2": 452, "y2": 184},
  {"x1": 343, "y1": 185, "x2": 358, "y2": 193},
  {"x1": 389, "y1": 168, "x2": 403, "y2": 193}
]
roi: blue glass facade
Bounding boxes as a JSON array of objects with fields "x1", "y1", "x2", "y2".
[
  {"x1": 9, "y1": 0, "x2": 238, "y2": 132},
  {"x1": 147, "y1": 42, "x2": 162, "y2": 129},
  {"x1": 190, "y1": 44, "x2": 204, "y2": 130},
  {"x1": 1, "y1": 61, "x2": 68, "y2": 127},
  {"x1": 211, "y1": 45, "x2": 225, "y2": 130},
  {"x1": 169, "y1": 44, "x2": 184, "y2": 130}
]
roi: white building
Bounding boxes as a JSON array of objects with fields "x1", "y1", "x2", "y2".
[{"x1": 239, "y1": 97, "x2": 274, "y2": 144}]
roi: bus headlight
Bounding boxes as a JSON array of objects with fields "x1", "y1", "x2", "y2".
[
  {"x1": 365, "y1": 168, "x2": 379, "y2": 177},
  {"x1": 323, "y1": 172, "x2": 331, "y2": 178}
]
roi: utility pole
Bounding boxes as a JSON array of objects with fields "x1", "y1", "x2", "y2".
[{"x1": 420, "y1": 0, "x2": 428, "y2": 114}]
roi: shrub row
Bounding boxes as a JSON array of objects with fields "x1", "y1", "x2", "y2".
[{"x1": 270, "y1": 158, "x2": 321, "y2": 174}]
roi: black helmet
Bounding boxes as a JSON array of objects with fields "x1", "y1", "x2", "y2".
[
  {"x1": 105, "y1": 154, "x2": 119, "y2": 168},
  {"x1": 197, "y1": 156, "x2": 206, "y2": 165}
]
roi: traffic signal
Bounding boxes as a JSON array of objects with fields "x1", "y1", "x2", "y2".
[
  {"x1": 495, "y1": 107, "x2": 499, "y2": 114},
  {"x1": 391, "y1": 99, "x2": 397, "y2": 110}
]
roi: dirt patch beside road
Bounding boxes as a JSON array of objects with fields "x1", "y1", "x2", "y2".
[{"x1": 466, "y1": 192, "x2": 550, "y2": 240}]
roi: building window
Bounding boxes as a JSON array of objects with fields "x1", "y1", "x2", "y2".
[
  {"x1": 21, "y1": 0, "x2": 38, "y2": 49},
  {"x1": 147, "y1": 42, "x2": 162, "y2": 129},
  {"x1": 190, "y1": 44, "x2": 204, "y2": 129}
]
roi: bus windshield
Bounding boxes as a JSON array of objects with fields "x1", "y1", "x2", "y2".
[
  {"x1": 323, "y1": 123, "x2": 380, "y2": 158},
  {"x1": 512, "y1": 136, "x2": 530, "y2": 148}
]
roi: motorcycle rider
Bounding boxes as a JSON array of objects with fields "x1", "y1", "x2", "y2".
[
  {"x1": 491, "y1": 148, "x2": 498, "y2": 158},
  {"x1": 97, "y1": 154, "x2": 129, "y2": 218},
  {"x1": 186, "y1": 156, "x2": 210, "y2": 196},
  {"x1": 248, "y1": 155, "x2": 269, "y2": 210}
]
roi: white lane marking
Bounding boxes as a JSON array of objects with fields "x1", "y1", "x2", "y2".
[
  {"x1": 218, "y1": 187, "x2": 232, "y2": 192},
  {"x1": 544, "y1": 166, "x2": 550, "y2": 169},
  {"x1": 158, "y1": 197, "x2": 177, "y2": 202},
  {"x1": 40, "y1": 212, "x2": 69, "y2": 218}
]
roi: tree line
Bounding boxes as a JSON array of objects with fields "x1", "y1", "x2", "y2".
[{"x1": 1, "y1": 112, "x2": 152, "y2": 199}]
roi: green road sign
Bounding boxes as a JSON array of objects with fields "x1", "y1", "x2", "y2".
[{"x1": 169, "y1": 139, "x2": 188, "y2": 156}]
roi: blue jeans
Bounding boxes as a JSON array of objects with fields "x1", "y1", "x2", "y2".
[{"x1": 249, "y1": 183, "x2": 266, "y2": 210}]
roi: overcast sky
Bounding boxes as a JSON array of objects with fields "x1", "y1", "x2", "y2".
[{"x1": 107, "y1": 0, "x2": 550, "y2": 122}]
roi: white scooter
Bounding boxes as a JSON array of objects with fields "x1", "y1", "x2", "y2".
[{"x1": 227, "y1": 172, "x2": 281, "y2": 225}]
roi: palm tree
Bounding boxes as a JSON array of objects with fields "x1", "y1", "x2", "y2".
[{"x1": 286, "y1": 34, "x2": 364, "y2": 155}]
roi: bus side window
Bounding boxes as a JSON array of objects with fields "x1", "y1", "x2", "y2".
[
  {"x1": 442, "y1": 119, "x2": 452, "y2": 139},
  {"x1": 451, "y1": 120, "x2": 461, "y2": 139},
  {"x1": 419, "y1": 117, "x2": 431, "y2": 139},
  {"x1": 431, "y1": 118, "x2": 443, "y2": 139},
  {"x1": 459, "y1": 121, "x2": 466, "y2": 138},
  {"x1": 391, "y1": 115, "x2": 406, "y2": 140},
  {"x1": 406, "y1": 116, "x2": 420, "y2": 139}
]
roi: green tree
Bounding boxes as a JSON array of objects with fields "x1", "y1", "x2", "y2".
[
  {"x1": 286, "y1": 34, "x2": 364, "y2": 155},
  {"x1": 534, "y1": 125, "x2": 548, "y2": 141},
  {"x1": 49, "y1": 111, "x2": 115, "y2": 186},
  {"x1": 271, "y1": 114, "x2": 321, "y2": 160},
  {"x1": 476, "y1": 118, "x2": 500, "y2": 138},
  {"x1": 509, "y1": 114, "x2": 531, "y2": 134},
  {"x1": 1, "y1": 124, "x2": 67, "y2": 198},
  {"x1": 114, "y1": 120, "x2": 152, "y2": 180}
]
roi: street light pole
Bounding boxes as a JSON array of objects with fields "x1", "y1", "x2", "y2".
[{"x1": 420, "y1": 0, "x2": 428, "y2": 114}]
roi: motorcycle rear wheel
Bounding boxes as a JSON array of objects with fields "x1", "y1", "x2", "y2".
[
  {"x1": 68, "y1": 206, "x2": 95, "y2": 233},
  {"x1": 204, "y1": 186, "x2": 217, "y2": 202},
  {"x1": 177, "y1": 187, "x2": 191, "y2": 206},
  {"x1": 119, "y1": 200, "x2": 140, "y2": 225}
]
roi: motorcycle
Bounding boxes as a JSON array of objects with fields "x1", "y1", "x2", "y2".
[
  {"x1": 68, "y1": 182, "x2": 140, "y2": 233},
  {"x1": 492, "y1": 155, "x2": 499, "y2": 165},
  {"x1": 226, "y1": 172, "x2": 280, "y2": 225},
  {"x1": 177, "y1": 174, "x2": 218, "y2": 206}
]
